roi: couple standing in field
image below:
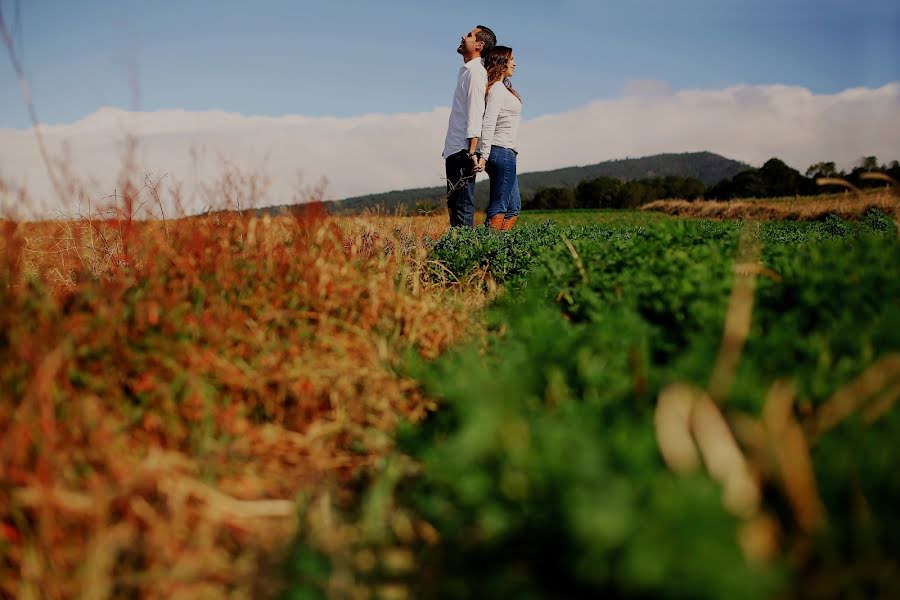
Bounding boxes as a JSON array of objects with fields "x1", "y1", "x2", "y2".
[{"x1": 443, "y1": 25, "x2": 522, "y2": 230}]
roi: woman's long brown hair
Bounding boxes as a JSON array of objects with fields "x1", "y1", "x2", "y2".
[{"x1": 484, "y1": 46, "x2": 521, "y2": 102}]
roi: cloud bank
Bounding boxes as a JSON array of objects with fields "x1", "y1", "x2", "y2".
[{"x1": 1, "y1": 81, "x2": 898, "y2": 217}]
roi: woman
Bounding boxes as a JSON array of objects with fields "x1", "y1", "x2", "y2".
[{"x1": 477, "y1": 46, "x2": 522, "y2": 230}]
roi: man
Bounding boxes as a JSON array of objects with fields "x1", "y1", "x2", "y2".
[{"x1": 443, "y1": 25, "x2": 496, "y2": 228}]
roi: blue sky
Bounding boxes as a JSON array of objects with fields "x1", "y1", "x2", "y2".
[{"x1": 1, "y1": 0, "x2": 898, "y2": 129}]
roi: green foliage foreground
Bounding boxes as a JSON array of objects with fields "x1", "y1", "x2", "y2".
[{"x1": 283, "y1": 210, "x2": 900, "y2": 599}]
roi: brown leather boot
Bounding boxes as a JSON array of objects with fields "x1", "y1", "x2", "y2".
[
  {"x1": 487, "y1": 213, "x2": 506, "y2": 229},
  {"x1": 501, "y1": 215, "x2": 518, "y2": 230}
]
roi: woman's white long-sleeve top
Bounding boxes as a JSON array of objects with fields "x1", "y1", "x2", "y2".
[{"x1": 478, "y1": 82, "x2": 522, "y2": 159}]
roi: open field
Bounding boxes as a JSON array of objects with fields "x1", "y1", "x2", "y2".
[
  {"x1": 519, "y1": 208, "x2": 673, "y2": 227},
  {"x1": 643, "y1": 190, "x2": 899, "y2": 221},
  {"x1": 286, "y1": 206, "x2": 900, "y2": 598},
  {"x1": 2, "y1": 195, "x2": 900, "y2": 599}
]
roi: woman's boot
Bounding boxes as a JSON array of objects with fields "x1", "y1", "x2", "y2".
[
  {"x1": 487, "y1": 213, "x2": 506, "y2": 229},
  {"x1": 501, "y1": 215, "x2": 518, "y2": 230}
]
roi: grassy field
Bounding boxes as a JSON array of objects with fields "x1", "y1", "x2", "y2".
[
  {"x1": 281, "y1": 204, "x2": 900, "y2": 599},
  {"x1": 643, "y1": 189, "x2": 899, "y2": 221},
  {"x1": 519, "y1": 208, "x2": 673, "y2": 227},
  {"x1": 2, "y1": 194, "x2": 899, "y2": 599}
]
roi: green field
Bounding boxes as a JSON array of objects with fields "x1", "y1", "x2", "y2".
[
  {"x1": 518, "y1": 208, "x2": 674, "y2": 227},
  {"x1": 285, "y1": 208, "x2": 900, "y2": 599},
  {"x1": 5, "y1": 207, "x2": 898, "y2": 598}
]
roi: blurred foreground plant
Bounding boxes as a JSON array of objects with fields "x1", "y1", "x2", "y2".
[{"x1": 1, "y1": 207, "x2": 481, "y2": 599}]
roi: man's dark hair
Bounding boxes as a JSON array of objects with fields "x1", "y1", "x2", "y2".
[{"x1": 476, "y1": 25, "x2": 496, "y2": 58}]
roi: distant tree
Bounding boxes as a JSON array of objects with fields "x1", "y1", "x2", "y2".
[
  {"x1": 845, "y1": 156, "x2": 895, "y2": 189},
  {"x1": 683, "y1": 177, "x2": 707, "y2": 200},
  {"x1": 615, "y1": 181, "x2": 655, "y2": 208},
  {"x1": 847, "y1": 158, "x2": 900, "y2": 190},
  {"x1": 805, "y1": 161, "x2": 838, "y2": 179},
  {"x1": 806, "y1": 161, "x2": 848, "y2": 194},
  {"x1": 575, "y1": 177, "x2": 622, "y2": 208},
  {"x1": 528, "y1": 187, "x2": 576, "y2": 210},
  {"x1": 701, "y1": 155, "x2": 899, "y2": 200},
  {"x1": 758, "y1": 158, "x2": 810, "y2": 197},
  {"x1": 858, "y1": 156, "x2": 879, "y2": 171},
  {"x1": 706, "y1": 177, "x2": 732, "y2": 200},
  {"x1": 708, "y1": 169, "x2": 768, "y2": 199},
  {"x1": 660, "y1": 175, "x2": 705, "y2": 200},
  {"x1": 734, "y1": 170, "x2": 768, "y2": 197},
  {"x1": 887, "y1": 160, "x2": 900, "y2": 182}
]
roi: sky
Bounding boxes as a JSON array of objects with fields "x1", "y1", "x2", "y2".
[{"x1": 1, "y1": 0, "x2": 899, "y2": 215}]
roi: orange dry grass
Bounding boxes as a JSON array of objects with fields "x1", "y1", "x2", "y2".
[
  {"x1": 642, "y1": 191, "x2": 899, "y2": 221},
  {"x1": 0, "y1": 208, "x2": 479, "y2": 599}
]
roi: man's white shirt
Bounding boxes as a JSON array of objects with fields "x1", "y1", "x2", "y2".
[{"x1": 443, "y1": 57, "x2": 488, "y2": 159}]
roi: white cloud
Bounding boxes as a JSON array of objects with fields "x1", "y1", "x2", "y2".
[
  {"x1": 620, "y1": 79, "x2": 673, "y2": 98},
  {"x1": 516, "y1": 81, "x2": 900, "y2": 175},
  {"x1": 1, "y1": 81, "x2": 898, "y2": 217}
]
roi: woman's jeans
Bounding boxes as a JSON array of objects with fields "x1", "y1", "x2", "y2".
[{"x1": 485, "y1": 147, "x2": 521, "y2": 222}]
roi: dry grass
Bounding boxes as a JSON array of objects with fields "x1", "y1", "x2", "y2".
[
  {"x1": 0, "y1": 206, "x2": 485, "y2": 599},
  {"x1": 642, "y1": 190, "x2": 899, "y2": 221}
]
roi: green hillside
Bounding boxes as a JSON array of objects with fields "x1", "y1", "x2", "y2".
[
  {"x1": 256, "y1": 151, "x2": 750, "y2": 216},
  {"x1": 324, "y1": 151, "x2": 749, "y2": 214}
]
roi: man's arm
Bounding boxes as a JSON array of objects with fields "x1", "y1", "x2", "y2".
[
  {"x1": 464, "y1": 69, "x2": 488, "y2": 167},
  {"x1": 466, "y1": 137, "x2": 481, "y2": 170}
]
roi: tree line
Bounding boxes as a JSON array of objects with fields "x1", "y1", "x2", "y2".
[{"x1": 526, "y1": 156, "x2": 900, "y2": 210}]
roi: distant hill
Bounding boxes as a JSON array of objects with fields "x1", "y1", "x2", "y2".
[{"x1": 261, "y1": 151, "x2": 750, "y2": 215}]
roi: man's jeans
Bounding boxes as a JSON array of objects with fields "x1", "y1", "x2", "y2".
[
  {"x1": 445, "y1": 150, "x2": 476, "y2": 228},
  {"x1": 485, "y1": 147, "x2": 521, "y2": 221}
]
